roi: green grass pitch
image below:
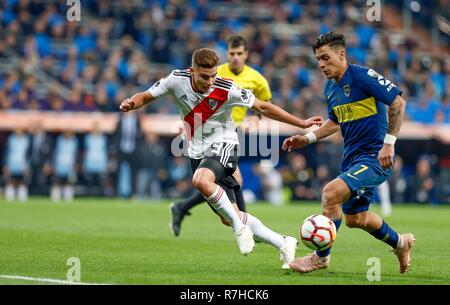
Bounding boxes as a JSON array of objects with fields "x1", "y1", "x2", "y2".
[{"x1": 0, "y1": 198, "x2": 449, "y2": 285}]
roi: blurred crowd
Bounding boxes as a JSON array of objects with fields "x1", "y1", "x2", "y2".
[
  {"x1": 0, "y1": 0, "x2": 449, "y2": 121},
  {"x1": 0, "y1": 0, "x2": 449, "y2": 204},
  {"x1": 1, "y1": 114, "x2": 449, "y2": 204}
]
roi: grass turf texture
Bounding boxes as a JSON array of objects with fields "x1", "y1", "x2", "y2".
[{"x1": 0, "y1": 198, "x2": 449, "y2": 285}]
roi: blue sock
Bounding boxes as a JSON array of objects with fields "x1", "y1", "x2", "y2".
[
  {"x1": 316, "y1": 218, "x2": 342, "y2": 257},
  {"x1": 369, "y1": 220, "x2": 399, "y2": 249}
]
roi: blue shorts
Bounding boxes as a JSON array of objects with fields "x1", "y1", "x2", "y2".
[{"x1": 339, "y1": 158, "x2": 391, "y2": 215}]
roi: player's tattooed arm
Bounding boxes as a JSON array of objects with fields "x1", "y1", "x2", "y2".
[
  {"x1": 387, "y1": 95, "x2": 406, "y2": 136},
  {"x1": 378, "y1": 95, "x2": 406, "y2": 169},
  {"x1": 120, "y1": 92, "x2": 156, "y2": 112}
]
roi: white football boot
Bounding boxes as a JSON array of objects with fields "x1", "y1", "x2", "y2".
[
  {"x1": 280, "y1": 236, "x2": 298, "y2": 269},
  {"x1": 234, "y1": 225, "x2": 255, "y2": 255}
]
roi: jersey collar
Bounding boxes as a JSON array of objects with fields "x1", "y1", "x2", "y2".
[{"x1": 335, "y1": 64, "x2": 352, "y2": 87}]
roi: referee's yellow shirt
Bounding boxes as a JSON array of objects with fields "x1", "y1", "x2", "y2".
[{"x1": 217, "y1": 63, "x2": 272, "y2": 126}]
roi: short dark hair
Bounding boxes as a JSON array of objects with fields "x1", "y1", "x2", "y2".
[
  {"x1": 192, "y1": 48, "x2": 219, "y2": 68},
  {"x1": 227, "y1": 35, "x2": 248, "y2": 51},
  {"x1": 312, "y1": 31, "x2": 346, "y2": 52}
]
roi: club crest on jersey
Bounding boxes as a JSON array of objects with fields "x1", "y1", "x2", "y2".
[
  {"x1": 343, "y1": 84, "x2": 351, "y2": 97},
  {"x1": 208, "y1": 98, "x2": 218, "y2": 110}
]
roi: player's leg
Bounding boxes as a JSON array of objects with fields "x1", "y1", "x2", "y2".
[
  {"x1": 51, "y1": 176, "x2": 62, "y2": 202},
  {"x1": 340, "y1": 162, "x2": 414, "y2": 273},
  {"x1": 232, "y1": 166, "x2": 246, "y2": 212},
  {"x1": 289, "y1": 177, "x2": 349, "y2": 273},
  {"x1": 63, "y1": 183, "x2": 75, "y2": 202},
  {"x1": 170, "y1": 164, "x2": 246, "y2": 237},
  {"x1": 4, "y1": 176, "x2": 16, "y2": 201},
  {"x1": 210, "y1": 187, "x2": 297, "y2": 269},
  {"x1": 17, "y1": 180, "x2": 28, "y2": 202},
  {"x1": 170, "y1": 191, "x2": 204, "y2": 236},
  {"x1": 345, "y1": 207, "x2": 414, "y2": 273},
  {"x1": 241, "y1": 209, "x2": 297, "y2": 269},
  {"x1": 378, "y1": 181, "x2": 392, "y2": 216},
  {"x1": 169, "y1": 156, "x2": 205, "y2": 237},
  {"x1": 192, "y1": 165, "x2": 254, "y2": 254},
  {"x1": 192, "y1": 168, "x2": 241, "y2": 227}
]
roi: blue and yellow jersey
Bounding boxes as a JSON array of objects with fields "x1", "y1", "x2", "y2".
[
  {"x1": 325, "y1": 64, "x2": 402, "y2": 171},
  {"x1": 217, "y1": 63, "x2": 272, "y2": 126}
]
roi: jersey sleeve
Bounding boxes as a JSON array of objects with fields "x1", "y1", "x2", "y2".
[
  {"x1": 146, "y1": 71, "x2": 175, "y2": 98},
  {"x1": 328, "y1": 106, "x2": 338, "y2": 123},
  {"x1": 324, "y1": 83, "x2": 338, "y2": 123},
  {"x1": 359, "y1": 68, "x2": 402, "y2": 106},
  {"x1": 227, "y1": 83, "x2": 255, "y2": 108},
  {"x1": 254, "y1": 75, "x2": 272, "y2": 101}
]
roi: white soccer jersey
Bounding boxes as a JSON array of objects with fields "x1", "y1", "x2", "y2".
[{"x1": 147, "y1": 69, "x2": 255, "y2": 159}]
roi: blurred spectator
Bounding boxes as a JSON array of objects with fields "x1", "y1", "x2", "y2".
[
  {"x1": 281, "y1": 153, "x2": 315, "y2": 201},
  {"x1": 82, "y1": 122, "x2": 109, "y2": 196},
  {"x1": 437, "y1": 154, "x2": 450, "y2": 203},
  {"x1": 412, "y1": 155, "x2": 436, "y2": 204},
  {"x1": 113, "y1": 112, "x2": 143, "y2": 198},
  {"x1": 257, "y1": 160, "x2": 284, "y2": 206},
  {"x1": 51, "y1": 130, "x2": 79, "y2": 202},
  {"x1": 3, "y1": 127, "x2": 30, "y2": 202},
  {"x1": 311, "y1": 164, "x2": 331, "y2": 200},
  {"x1": 388, "y1": 155, "x2": 408, "y2": 204},
  {"x1": 136, "y1": 132, "x2": 168, "y2": 200},
  {"x1": 28, "y1": 122, "x2": 53, "y2": 196},
  {"x1": 168, "y1": 156, "x2": 191, "y2": 199},
  {"x1": 435, "y1": 95, "x2": 450, "y2": 124}
]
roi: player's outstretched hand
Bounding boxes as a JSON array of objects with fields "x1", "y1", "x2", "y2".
[
  {"x1": 378, "y1": 144, "x2": 395, "y2": 169},
  {"x1": 302, "y1": 116, "x2": 323, "y2": 128},
  {"x1": 119, "y1": 98, "x2": 135, "y2": 112},
  {"x1": 282, "y1": 135, "x2": 309, "y2": 152}
]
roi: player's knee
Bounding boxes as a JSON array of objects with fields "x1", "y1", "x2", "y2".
[
  {"x1": 192, "y1": 176, "x2": 210, "y2": 193},
  {"x1": 233, "y1": 171, "x2": 243, "y2": 186},
  {"x1": 235, "y1": 175, "x2": 243, "y2": 186},
  {"x1": 322, "y1": 184, "x2": 341, "y2": 209},
  {"x1": 345, "y1": 215, "x2": 367, "y2": 228}
]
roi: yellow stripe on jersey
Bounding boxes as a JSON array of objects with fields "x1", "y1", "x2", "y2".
[
  {"x1": 332, "y1": 97, "x2": 377, "y2": 123},
  {"x1": 217, "y1": 63, "x2": 272, "y2": 125}
]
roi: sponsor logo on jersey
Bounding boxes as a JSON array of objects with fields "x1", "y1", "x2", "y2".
[{"x1": 333, "y1": 97, "x2": 377, "y2": 123}]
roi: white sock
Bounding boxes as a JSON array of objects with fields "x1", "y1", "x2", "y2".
[
  {"x1": 206, "y1": 186, "x2": 245, "y2": 231},
  {"x1": 51, "y1": 186, "x2": 61, "y2": 202},
  {"x1": 64, "y1": 185, "x2": 74, "y2": 202},
  {"x1": 5, "y1": 184, "x2": 15, "y2": 201},
  {"x1": 18, "y1": 184, "x2": 28, "y2": 202},
  {"x1": 242, "y1": 212, "x2": 285, "y2": 249}
]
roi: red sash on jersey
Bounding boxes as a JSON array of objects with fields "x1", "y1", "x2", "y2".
[{"x1": 183, "y1": 88, "x2": 229, "y2": 140}]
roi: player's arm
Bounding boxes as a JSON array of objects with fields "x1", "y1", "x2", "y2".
[
  {"x1": 378, "y1": 94, "x2": 406, "y2": 169},
  {"x1": 282, "y1": 119, "x2": 340, "y2": 152},
  {"x1": 251, "y1": 98, "x2": 323, "y2": 129},
  {"x1": 121, "y1": 72, "x2": 175, "y2": 112},
  {"x1": 250, "y1": 77, "x2": 272, "y2": 119},
  {"x1": 249, "y1": 98, "x2": 270, "y2": 119},
  {"x1": 119, "y1": 91, "x2": 156, "y2": 112}
]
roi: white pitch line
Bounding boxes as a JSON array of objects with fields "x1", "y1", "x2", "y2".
[{"x1": 0, "y1": 275, "x2": 111, "y2": 285}]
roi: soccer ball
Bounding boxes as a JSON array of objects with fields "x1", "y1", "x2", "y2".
[{"x1": 300, "y1": 215, "x2": 336, "y2": 250}]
